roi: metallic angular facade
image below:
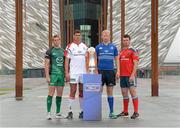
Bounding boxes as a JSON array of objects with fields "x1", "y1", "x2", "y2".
[
  {"x1": 0, "y1": 0, "x2": 60, "y2": 70},
  {"x1": 108, "y1": 0, "x2": 180, "y2": 69},
  {"x1": 0, "y1": 0, "x2": 180, "y2": 70}
]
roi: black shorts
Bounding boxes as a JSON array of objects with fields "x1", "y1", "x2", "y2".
[
  {"x1": 98, "y1": 70, "x2": 116, "y2": 86},
  {"x1": 120, "y1": 76, "x2": 137, "y2": 88}
]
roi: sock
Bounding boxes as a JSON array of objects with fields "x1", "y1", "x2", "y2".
[
  {"x1": 123, "y1": 96, "x2": 129, "y2": 113},
  {"x1": 132, "y1": 96, "x2": 138, "y2": 113},
  {"x1": 79, "y1": 97, "x2": 83, "y2": 112},
  {"x1": 47, "y1": 95, "x2": 53, "y2": 112},
  {"x1": 68, "y1": 97, "x2": 75, "y2": 112},
  {"x1": 107, "y1": 96, "x2": 114, "y2": 113},
  {"x1": 56, "y1": 96, "x2": 62, "y2": 114}
]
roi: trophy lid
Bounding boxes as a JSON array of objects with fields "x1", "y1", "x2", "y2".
[{"x1": 88, "y1": 47, "x2": 95, "y2": 54}]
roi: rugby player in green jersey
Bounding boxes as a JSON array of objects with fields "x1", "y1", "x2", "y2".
[{"x1": 45, "y1": 35, "x2": 65, "y2": 120}]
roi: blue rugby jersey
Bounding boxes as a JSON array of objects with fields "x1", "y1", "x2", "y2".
[{"x1": 95, "y1": 43, "x2": 118, "y2": 70}]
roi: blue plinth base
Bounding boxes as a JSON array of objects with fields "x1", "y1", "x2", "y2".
[{"x1": 82, "y1": 74, "x2": 102, "y2": 121}]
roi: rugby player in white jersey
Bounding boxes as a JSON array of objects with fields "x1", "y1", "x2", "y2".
[{"x1": 65, "y1": 30, "x2": 88, "y2": 119}]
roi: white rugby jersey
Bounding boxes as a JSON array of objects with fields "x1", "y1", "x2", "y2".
[{"x1": 65, "y1": 42, "x2": 88, "y2": 74}]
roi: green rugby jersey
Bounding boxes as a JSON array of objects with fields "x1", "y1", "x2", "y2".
[{"x1": 45, "y1": 47, "x2": 65, "y2": 74}]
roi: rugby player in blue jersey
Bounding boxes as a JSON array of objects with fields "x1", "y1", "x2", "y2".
[{"x1": 95, "y1": 30, "x2": 119, "y2": 119}]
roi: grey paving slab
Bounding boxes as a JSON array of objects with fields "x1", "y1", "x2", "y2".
[{"x1": 0, "y1": 76, "x2": 180, "y2": 127}]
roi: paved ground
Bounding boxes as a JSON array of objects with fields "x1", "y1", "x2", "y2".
[{"x1": 0, "y1": 75, "x2": 180, "y2": 127}]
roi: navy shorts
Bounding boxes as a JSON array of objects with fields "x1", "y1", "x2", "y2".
[
  {"x1": 98, "y1": 70, "x2": 116, "y2": 86},
  {"x1": 120, "y1": 76, "x2": 137, "y2": 88}
]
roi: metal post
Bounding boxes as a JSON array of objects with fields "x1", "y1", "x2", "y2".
[
  {"x1": 49, "y1": 0, "x2": 52, "y2": 47},
  {"x1": 101, "y1": 0, "x2": 104, "y2": 31},
  {"x1": 70, "y1": 19, "x2": 74, "y2": 43},
  {"x1": 151, "y1": 0, "x2": 159, "y2": 96},
  {"x1": 103, "y1": 0, "x2": 107, "y2": 30},
  {"x1": 15, "y1": 0, "x2": 23, "y2": 100},
  {"x1": 60, "y1": 0, "x2": 64, "y2": 47},
  {"x1": 66, "y1": 0, "x2": 70, "y2": 44},
  {"x1": 69, "y1": 19, "x2": 72, "y2": 43},
  {"x1": 121, "y1": 0, "x2": 125, "y2": 49},
  {"x1": 110, "y1": 0, "x2": 113, "y2": 42},
  {"x1": 72, "y1": 19, "x2": 74, "y2": 36},
  {"x1": 98, "y1": 17, "x2": 101, "y2": 42},
  {"x1": 69, "y1": 6, "x2": 74, "y2": 43}
]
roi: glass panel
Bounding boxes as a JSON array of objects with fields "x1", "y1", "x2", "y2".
[
  {"x1": 80, "y1": 25, "x2": 91, "y2": 46},
  {"x1": 65, "y1": 3, "x2": 101, "y2": 20}
]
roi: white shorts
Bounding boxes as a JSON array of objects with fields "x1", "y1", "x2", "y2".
[{"x1": 70, "y1": 74, "x2": 83, "y2": 84}]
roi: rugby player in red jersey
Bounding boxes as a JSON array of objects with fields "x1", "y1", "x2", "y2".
[{"x1": 118, "y1": 34, "x2": 139, "y2": 119}]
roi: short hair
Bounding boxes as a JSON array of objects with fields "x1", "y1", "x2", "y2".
[
  {"x1": 102, "y1": 30, "x2": 110, "y2": 35},
  {"x1": 53, "y1": 34, "x2": 60, "y2": 39},
  {"x1": 74, "y1": 29, "x2": 81, "y2": 35},
  {"x1": 123, "y1": 34, "x2": 131, "y2": 40}
]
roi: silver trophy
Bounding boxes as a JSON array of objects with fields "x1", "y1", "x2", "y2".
[{"x1": 88, "y1": 47, "x2": 96, "y2": 74}]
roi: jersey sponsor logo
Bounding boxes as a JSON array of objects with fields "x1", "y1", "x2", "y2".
[
  {"x1": 99, "y1": 52, "x2": 113, "y2": 55},
  {"x1": 74, "y1": 53, "x2": 86, "y2": 56},
  {"x1": 78, "y1": 50, "x2": 82, "y2": 53},
  {"x1": 99, "y1": 56, "x2": 114, "y2": 60},
  {"x1": 56, "y1": 57, "x2": 63, "y2": 66}
]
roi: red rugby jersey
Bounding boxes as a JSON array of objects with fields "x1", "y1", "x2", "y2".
[{"x1": 119, "y1": 48, "x2": 139, "y2": 76}]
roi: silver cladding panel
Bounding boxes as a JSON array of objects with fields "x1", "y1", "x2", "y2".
[
  {"x1": 0, "y1": 0, "x2": 60, "y2": 70},
  {"x1": 107, "y1": 0, "x2": 180, "y2": 69},
  {"x1": 0, "y1": 0, "x2": 180, "y2": 70}
]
